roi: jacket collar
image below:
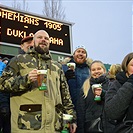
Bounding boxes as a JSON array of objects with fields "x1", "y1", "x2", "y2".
[{"x1": 27, "y1": 48, "x2": 52, "y2": 60}]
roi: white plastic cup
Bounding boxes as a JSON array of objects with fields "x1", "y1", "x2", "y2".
[
  {"x1": 92, "y1": 84, "x2": 102, "y2": 101},
  {"x1": 67, "y1": 62, "x2": 76, "y2": 70},
  {"x1": 62, "y1": 114, "x2": 73, "y2": 131}
]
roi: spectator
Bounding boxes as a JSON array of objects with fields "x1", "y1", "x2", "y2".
[
  {"x1": 19, "y1": 36, "x2": 34, "y2": 54},
  {"x1": 107, "y1": 64, "x2": 122, "y2": 81},
  {"x1": 62, "y1": 46, "x2": 93, "y2": 111},
  {"x1": 0, "y1": 56, "x2": 10, "y2": 133},
  {"x1": 0, "y1": 30, "x2": 77, "y2": 133},
  {"x1": 76, "y1": 60, "x2": 115, "y2": 133},
  {"x1": 0, "y1": 56, "x2": 6, "y2": 76},
  {"x1": 105, "y1": 52, "x2": 133, "y2": 133},
  {"x1": 2, "y1": 57, "x2": 9, "y2": 65}
]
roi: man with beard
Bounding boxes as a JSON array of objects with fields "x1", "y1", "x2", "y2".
[
  {"x1": 62, "y1": 46, "x2": 93, "y2": 112},
  {"x1": 0, "y1": 30, "x2": 77, "y2": 133}
]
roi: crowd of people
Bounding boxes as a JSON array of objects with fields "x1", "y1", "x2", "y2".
[{"x1": 0, "y1": 29, "x2": 133, "y2": 133}]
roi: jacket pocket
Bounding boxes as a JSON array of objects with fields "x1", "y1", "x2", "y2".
[{"x1": 18, "y1": 104, "x2": 42, "y2": 130}]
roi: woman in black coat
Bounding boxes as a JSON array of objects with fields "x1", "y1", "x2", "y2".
[
  {"x1": 76, "y1": 60, "x2": 114, "y2": 133},
  {"x1": 105, "y1": 52, "x2": 133, "y2": 133}
]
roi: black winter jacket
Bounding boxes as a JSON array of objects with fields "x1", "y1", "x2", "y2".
[
  {"x1": 105, "y1": 72, "x2": 133, "y2": 122},
  {"x1": 76, "y1": 74, "x2": 114, "y2": 133},
  {"x1": 0, "y1": 92, "x2": 10, "y2": 113}
]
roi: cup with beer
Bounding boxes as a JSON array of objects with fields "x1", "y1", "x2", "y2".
[
  {"x1": 37, "y1": 70, "x2": 47, "y2": 91},
  {"x1": 92, "y1": 84, "x2": 102, "y2": 102},
  {"x1": 61, "y1": 114, "x2": 73, "y2": 133}
]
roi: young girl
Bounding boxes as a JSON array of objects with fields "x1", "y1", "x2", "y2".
[{"x1": 76, "y1": 60, "x2": 114, "y2": 133}]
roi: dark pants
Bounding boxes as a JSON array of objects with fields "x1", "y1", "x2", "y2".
[{"x1": 0, "y1": 110, "x2": 11, "y2": 133}]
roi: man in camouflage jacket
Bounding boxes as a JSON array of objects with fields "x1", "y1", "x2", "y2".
[{"x1": 0, "y1": 30, "x2": 77, "y2": 133}]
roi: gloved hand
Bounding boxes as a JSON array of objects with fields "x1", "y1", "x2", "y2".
[
  {"x1": 65, "y1": 69, "x2": 75, "y2": 80},
  {"x1": 127, "y1": 74, "x2": 133, "y2": 85}
]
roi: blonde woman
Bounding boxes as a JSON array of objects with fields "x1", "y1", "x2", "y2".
[
  {"x1": 108, "y1": 64, "x2": 122, "y2": 81},
  {"x1": 76, "y1": 60, "x2": 114, "y2": 133}
]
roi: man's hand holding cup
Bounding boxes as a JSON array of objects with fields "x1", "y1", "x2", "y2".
[{"x1": 67, "y1": 62, "x2": 76, "y2": 71}]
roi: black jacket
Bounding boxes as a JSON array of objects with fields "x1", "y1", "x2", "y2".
[
  {"x1": 0, "y1": 92, "x2": 10, "y2": 113},
  {"x1": 76, "y1": 74, "x2": 114, "y2": 133},
  {"x1": 105, "y1": 72, "x2": 133, "y2": 124}
]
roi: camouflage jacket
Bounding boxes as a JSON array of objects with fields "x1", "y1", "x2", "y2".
[{"x1": 0, "y1": 48, "x2": 76, "y2": 133}]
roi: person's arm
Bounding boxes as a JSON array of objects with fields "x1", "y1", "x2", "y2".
[
  {"x1": 0, "y1": 56, "x2": 32, "y2": 93},
  {"x1": 60, "y1": 69, "x2": 77, "y2": 132},
  {"x1": 105, "y1": 77, "x2": 133, "y2": 120},
  {"x1": 60, "y1": 69, "x2": 76, "y2": 116}
]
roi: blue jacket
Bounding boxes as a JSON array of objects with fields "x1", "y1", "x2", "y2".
[
  {"x1": 0, "y1": 61, "x2": 6, "y2": 76},
  {"x1": 62, "y1": 58, "x2": 90, "y2": 110}
]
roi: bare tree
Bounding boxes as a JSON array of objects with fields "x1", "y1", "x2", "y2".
[
  {"x1": 12, "y1": 0, "x2": 29, "y2": 11},
  {"x1": 42, "y1": 0, "x2": 66, "y2": 20}
]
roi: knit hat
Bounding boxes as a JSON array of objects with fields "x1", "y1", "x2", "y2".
[
  {"x1": 2, "y1": 57, "x2": 9, "y2": 62},
  {"x1": 73, "y1": 45, "x2": 87, "y2": 57},
  {"x1": 21, "y1": 36, "x2": 33, "y2": 44}
]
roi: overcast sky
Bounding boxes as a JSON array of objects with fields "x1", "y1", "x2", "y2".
[{"x1": 0, "y1": 0, "x2": 133, "y2": 64}]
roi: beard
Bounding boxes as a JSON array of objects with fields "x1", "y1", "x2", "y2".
[
  {"x1": 35, "y1": 45, "x2": 49, "y2": 54},
  {"x1": 75, "y1": 58, "x2": 86, "y2": 64}
]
